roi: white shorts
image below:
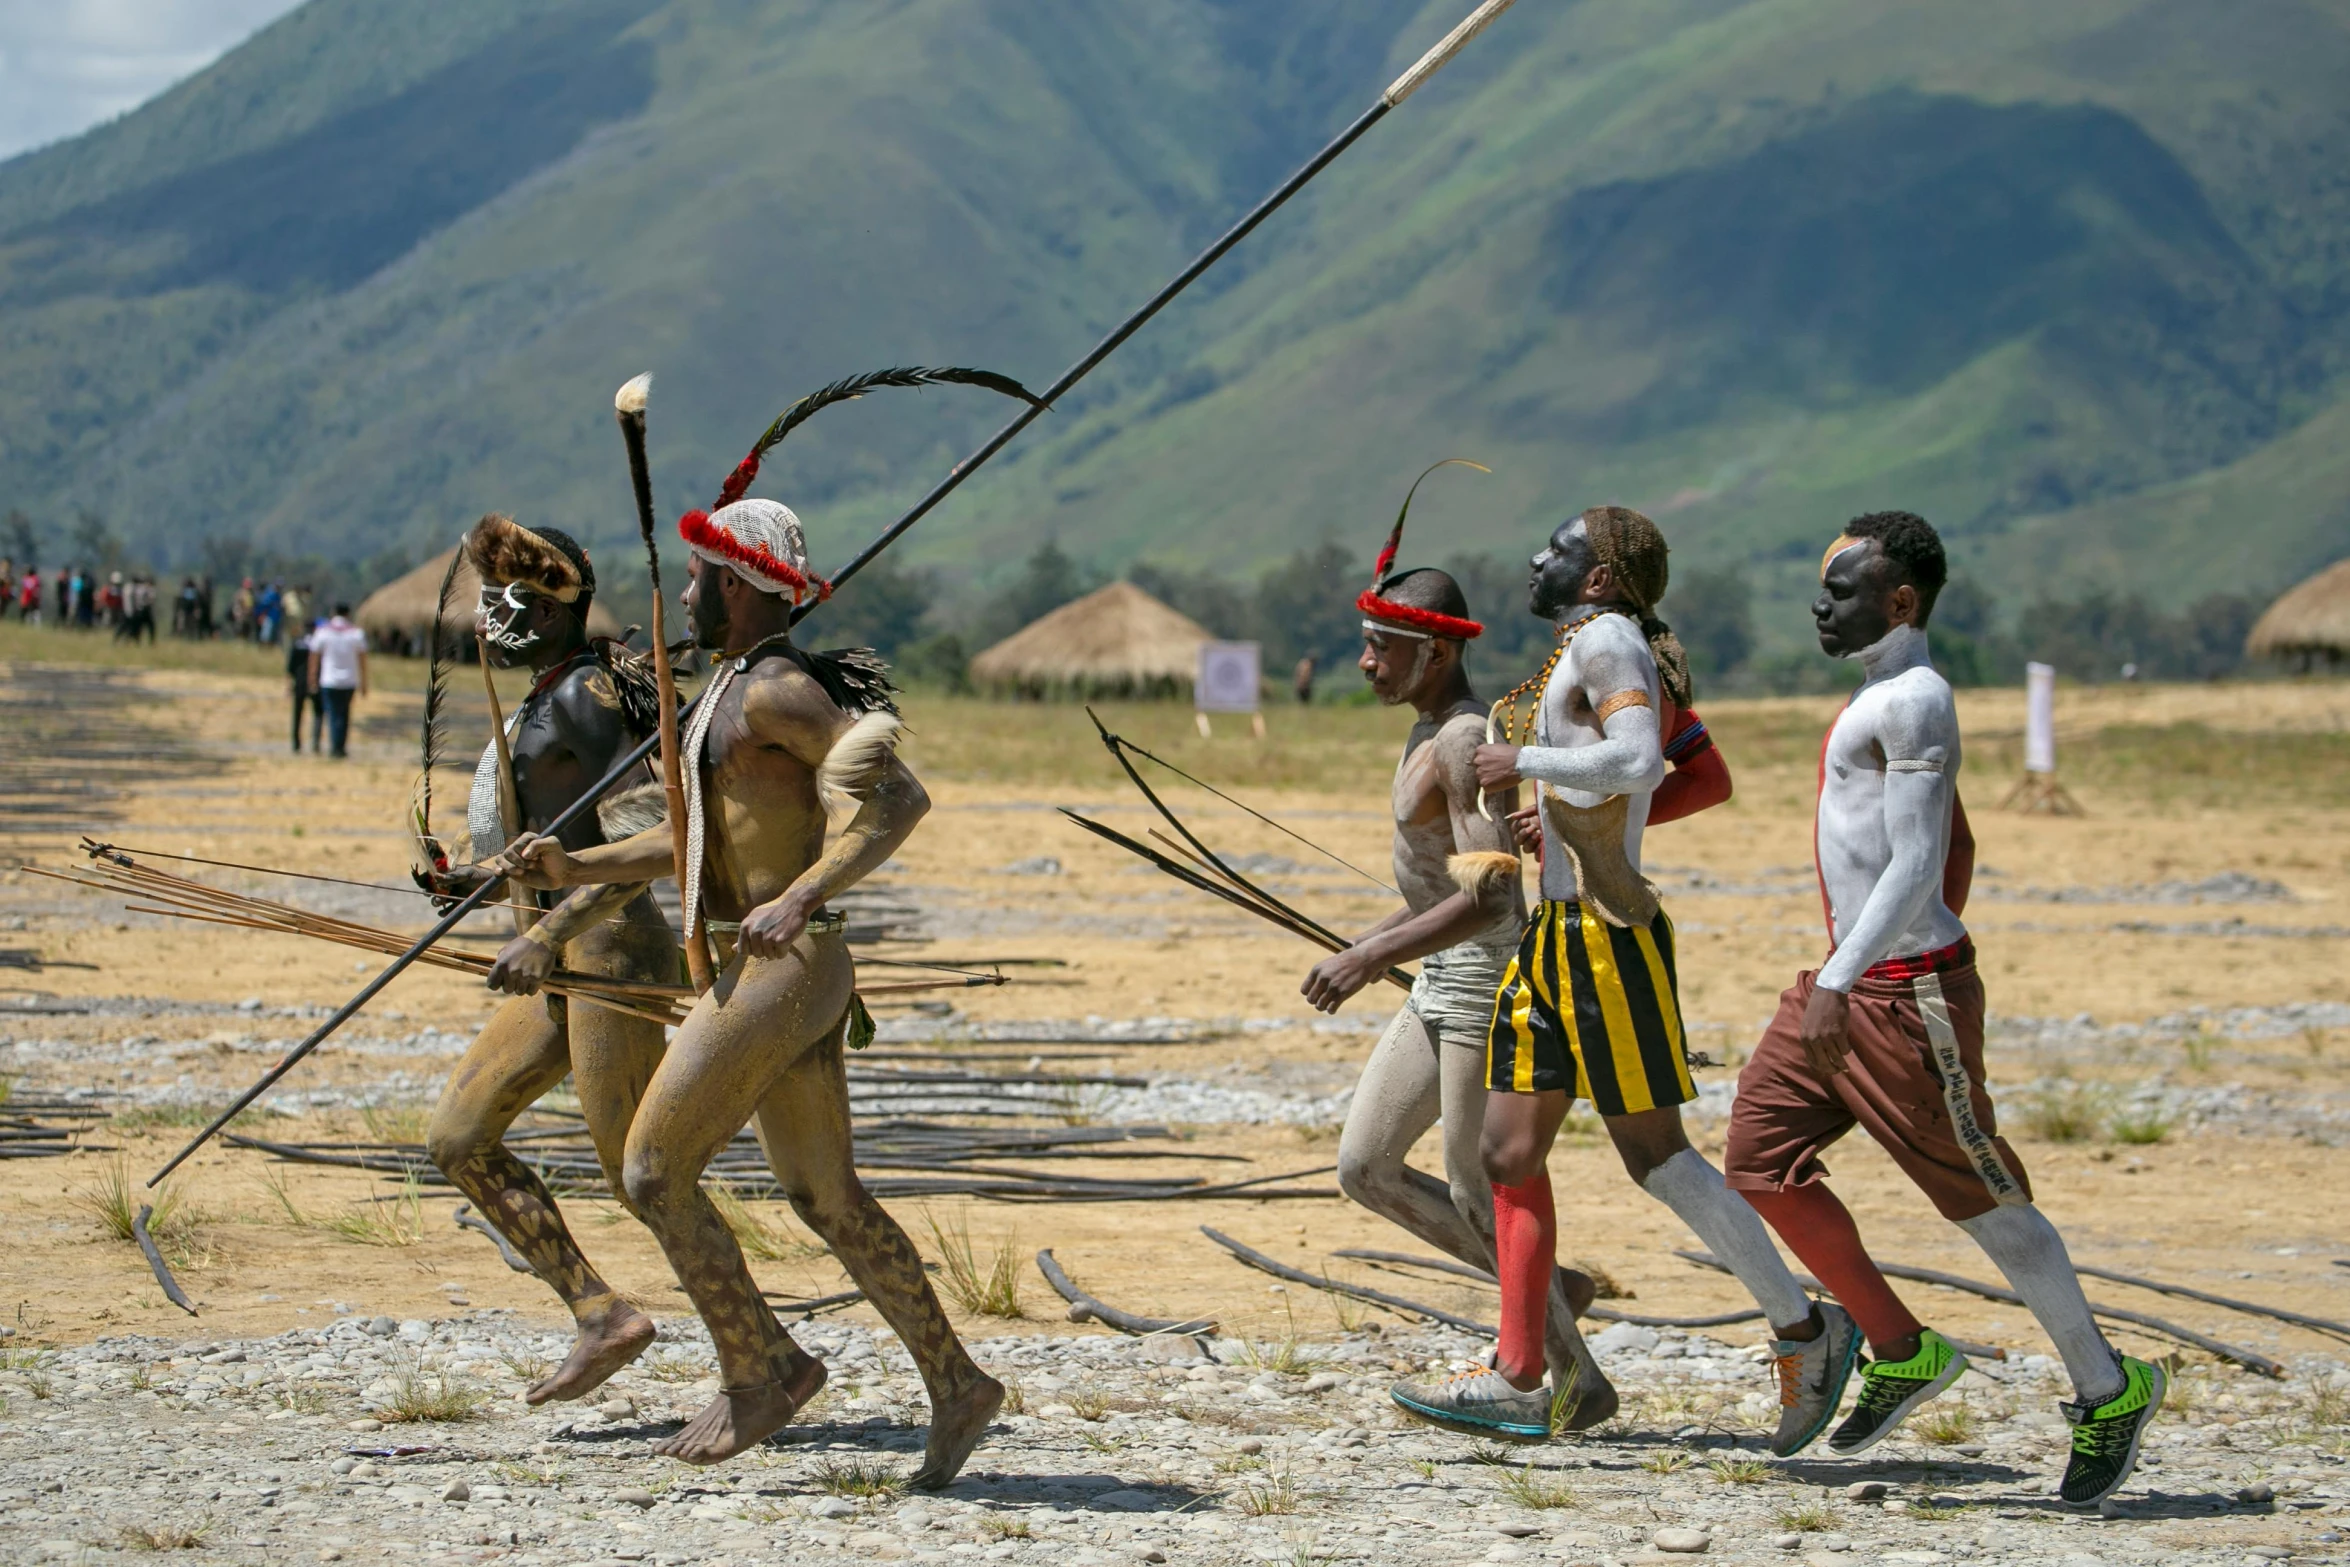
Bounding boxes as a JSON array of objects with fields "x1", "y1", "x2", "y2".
[{"x1": 1406, "y1": 937, "x2": 1517, "y2": 1047}]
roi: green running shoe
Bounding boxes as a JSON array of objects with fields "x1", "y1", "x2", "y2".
[
  {"x1": 2058, "y1": 1356, "x2": 2166, "y2": 1506},
  {"x1": 1827, "y1": 1327, "x2": 1967, "y2": 1455},
  {"x1": 1390, "y1": 1368, "x2": 1552, "y2": 1443}
]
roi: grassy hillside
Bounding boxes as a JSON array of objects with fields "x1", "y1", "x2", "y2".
[{"x1": 2, "y1": 0, "x2": 2345, "y2": 655}]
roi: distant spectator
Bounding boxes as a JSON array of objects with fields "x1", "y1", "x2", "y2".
[
  {"x1": 102, "y1": 572, "x2": 125, "y2": 628},
  {"x1": 194, "y1": 575, "x2": 216, "y2": 638},
  {"x1": 229, "y1": 578, "x2": 255, "y2": 639},
  {"x1": 0, "y1": 557, "x2": 11, "y2": 619},
  {"x1": 282, "y1": 584, "x2": 308, "y2": 635},
  {"x1": 17, "y1": 567, "x2": 38, "y2": 624},
  {"x1": 72, "y1": 568, "x2": 95, "y2": 628},
  {"x1": 173, "y1": 578, "x2": 199, "y2": 637},
  {"x1": 117, "y1": 576, "x2": 157, "y2": 642},
  {"x1": 1293, "y1": 654, "x2": 1318, "y2": 705},
  {"x1": 256, "y1": 581, "x2": 283, "y2": 644},
  {"x1": 286, "y1": 617, "x2": 317, "y2": 752},
  {"x1": 308, "y1": 603, "x2": 368, "y2": 759}
]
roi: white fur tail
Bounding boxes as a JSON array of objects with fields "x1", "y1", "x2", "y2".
[
  {"x1": 1447, "y1": 849, "x2": 1520, "y2": 903},
  {"x1": 817, "y1": 711, "x2": 905, "y2": 814},
  {"x1": 596, "y1": 781, "x2": 667, "y2": 841}
]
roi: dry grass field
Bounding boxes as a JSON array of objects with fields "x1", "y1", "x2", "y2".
[{"x1": 3, "y1": 619, "x2": 2347, "y2": 1379}]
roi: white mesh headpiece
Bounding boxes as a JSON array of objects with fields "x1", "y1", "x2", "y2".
[{"x1": 686, "y1": 498, "x2": 814, "y2": 598}]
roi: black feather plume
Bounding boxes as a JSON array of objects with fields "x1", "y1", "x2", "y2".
[
  {"x1": 416, "y1": 542, "x2": 468, "y2": 845},
  {"x1": 746, "y1": 366, "x2": 1046, "y2": 464}
]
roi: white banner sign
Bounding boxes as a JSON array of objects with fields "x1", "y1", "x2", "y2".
[
  {"x1": 1195, "y1": 641, "x2": 1262, "y2": 714},
  {"x1": 2024, "y1": 662, "x2": 2056, "y2": 775}
]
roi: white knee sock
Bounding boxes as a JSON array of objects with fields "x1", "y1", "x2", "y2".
[
  {"x1": 1640, "y1": 1148, "x2": 1812, "y2": 1329},
  {"x1": 1959, "y1": 1204, "x2": 2125, "y2": 1403}
]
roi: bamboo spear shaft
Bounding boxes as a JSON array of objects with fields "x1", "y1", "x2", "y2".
[
  {"x1": 151, "y1": 0, "x2": 1521, "y2": 1184},
  {"x1": 616, "y1": 374, "x2": 716, "y2": 994},
  {"x1": 792, "y1": 0, "x2": 1522, "y2": 621},
  {"x1": 474, "y1": 632, "x2": 532, "y2": 937}
]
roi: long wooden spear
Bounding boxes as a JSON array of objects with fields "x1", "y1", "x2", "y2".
[
  {"x1": 151, "y1": 0, "x2": 1521, "y2": 1185},
  {"x1": 791, "y1": 0, "x2": 1521, "y2": 622},
  {"x1": 615, "y1": 373, "x2": 716, "y2": 993}
]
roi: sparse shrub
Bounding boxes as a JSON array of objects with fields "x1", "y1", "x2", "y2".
[{"x1": 923, "y1": 1210, "x2": 1024, "y2": 1319}]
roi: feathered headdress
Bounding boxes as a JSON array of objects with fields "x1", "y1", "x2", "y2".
[
  {"x1": 409, "y1": 542, "x2": 468, "y2": 889},
  {"x1": 678, "y1": 366, "x2": 1045, "y2": 603},
  {"x1": 466, "y1": 512, "x2": 587, "y2": 602},
  {"x1": 1356, "y1": 458, "x2": 1489, "y2": 640}
]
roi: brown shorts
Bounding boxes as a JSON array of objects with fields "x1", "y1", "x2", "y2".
[{"x1": 1725, "y1": 943, "x2": 2032, "y2": 1222}]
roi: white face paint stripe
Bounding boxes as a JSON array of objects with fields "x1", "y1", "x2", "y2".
[
  {"x1": 1362, "y1": 619, "x2": 1434, "y2": 640},
  {"x1": 1821, "y1": 537, "x2": 1868, "y2": 579},
  {"x1": 1914, "y1": 971, "x2": 2027, "y2": 1207}
]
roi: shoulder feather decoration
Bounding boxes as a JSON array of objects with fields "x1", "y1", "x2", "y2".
[{"x1": 816, "y1": 711, "x2": 906, "y2": 816}]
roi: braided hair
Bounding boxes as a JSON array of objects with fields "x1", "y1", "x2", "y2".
[{"x1": 1580, "y1": 505, "x2": 1690, "y2": 707}]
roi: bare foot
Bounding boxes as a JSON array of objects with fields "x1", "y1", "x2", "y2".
[
  {"x1": 526, "y1": 1299, "x2": 656, "y2": 1405},
  {"x1": 652, "y1": 1354, "x2": 826, "y2": 1465},
  {"x1": 1556, "y1": 1265, "x2": 1599, "y2": 1319},
  {"x1": 1549, "y1": 1361, "x2": 1620, "y2": 1433},
  {"x1": 911, "y1": 1373, "x2": 1003, "y2": 1491}
]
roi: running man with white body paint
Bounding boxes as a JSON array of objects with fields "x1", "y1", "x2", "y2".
[
  {"x1": 1388, "y1": 506, "x2": 1845, "y2": 1449},
  {"x1": 1299, "y1": 536, "x2": 1617, "y2": 1429},
  {"x1": 1726, "y1": 511, "x2": 2163, "y2": 1503}
]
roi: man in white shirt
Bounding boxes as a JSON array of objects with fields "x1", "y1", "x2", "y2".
[{"x1": 307, "y1": 604, "x2": 369, "y2": 759}]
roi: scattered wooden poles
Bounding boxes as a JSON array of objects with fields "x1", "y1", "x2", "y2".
[{"x1": 1036, "y1": 1248, "x2": 1215, "y2": 1337}]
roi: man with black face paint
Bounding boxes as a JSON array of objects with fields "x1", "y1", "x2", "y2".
[
  {"x1": 1391, "y1": 506, "x2": 1837, "y2": 1448},
  {"x1": 420, "y1": 515, "x2": 678, "y2": 1411},
  {"x1": 1725, "y1": 514, "x2": 2163, "y2": 1503}
]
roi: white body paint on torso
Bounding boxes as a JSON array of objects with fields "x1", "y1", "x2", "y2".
[
  {"x1": 1512, "y1": 608, "x2": 1666, "y2": 904},
  {"x1": 1392, "y1": 705, "x2": 1521, "y2": 947},
  {"x1": 1815, "y1": 623, "x2": 1968, "y2": 991}
]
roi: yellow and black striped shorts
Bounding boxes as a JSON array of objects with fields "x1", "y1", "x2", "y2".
[{"x1": 1484, "y1": 899, "x2": 1697, "y2": 1115}]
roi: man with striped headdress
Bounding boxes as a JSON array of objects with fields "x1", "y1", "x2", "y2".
[{"x1": 1390, "y1": 506, "x2": 1853, "y2": 1453}]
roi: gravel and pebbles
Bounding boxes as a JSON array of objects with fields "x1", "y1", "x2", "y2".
[{"x1": 2, "y1": 1311, "x2": 2342, "y2": 1567}]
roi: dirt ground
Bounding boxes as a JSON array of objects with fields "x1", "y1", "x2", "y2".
[{"x1": 3, "y1": 647, "x2": 2347, "y2": 1385}]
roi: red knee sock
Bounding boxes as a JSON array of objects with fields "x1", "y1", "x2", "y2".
[
  {"x1": 1491, "y1": 1173, "x2": 1557, "y2": 1388},
  {"x1": 1742, "y1": 1182, "x2": 1923, "y2": 1351}
]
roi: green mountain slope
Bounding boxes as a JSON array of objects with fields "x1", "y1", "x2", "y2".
[{"x1": 2, "y1": 0, "x2": 2346, "y2": 647}]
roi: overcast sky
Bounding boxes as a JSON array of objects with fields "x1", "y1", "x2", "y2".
[{"x1": 0, "y1": 0, "x2": 306, "y2": 162}]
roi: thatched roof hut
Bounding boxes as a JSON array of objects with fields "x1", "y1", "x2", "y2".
[
  {"x1": 2245, "y1": 558, "x2": 2350, "y2": 669},
  {"x1": 356, "y1": 547, "x2": 623, "y2": 656},
  {"x1": 968, "y1": 581, "x2": 1217, "y2": 698}
]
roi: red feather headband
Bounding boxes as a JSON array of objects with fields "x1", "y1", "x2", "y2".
[
  {"x1": 1357, "y1": 588, "x2": 1482, "y2": 640},
  {"x1": 678, "y1": 507, "x2": 830, "y2": 603},
  {"x1": 1358, "y1": 457, "x2": 1490, "y2": 640}
]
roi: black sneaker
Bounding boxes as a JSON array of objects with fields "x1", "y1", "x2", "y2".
[
  {"x1": 1828, "y1": 1327, "x2": 1967, "y2": 1455},
  {"x1": 2059, "y1": 1356, "x2": 2166, "y2": 1506}
]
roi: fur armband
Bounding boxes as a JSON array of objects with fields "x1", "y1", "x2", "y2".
[
  {"x1": 596, "y1": 781, "x2": 668, "y2": 840},
  {"x1": 1446, "y1": 850, "x2": 1520, "y2": 904},
  {"x1": 817, "y1": 711, "x2": 906, "y2": 814}
]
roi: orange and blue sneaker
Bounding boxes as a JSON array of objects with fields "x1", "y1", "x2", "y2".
[
  {"x1": 1770, "y1": 1301, "x2": 1862, "y2": 1457},
  {"x1": 1391, "y1": 1367, "x2": 1552, "y2": 1443}
]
